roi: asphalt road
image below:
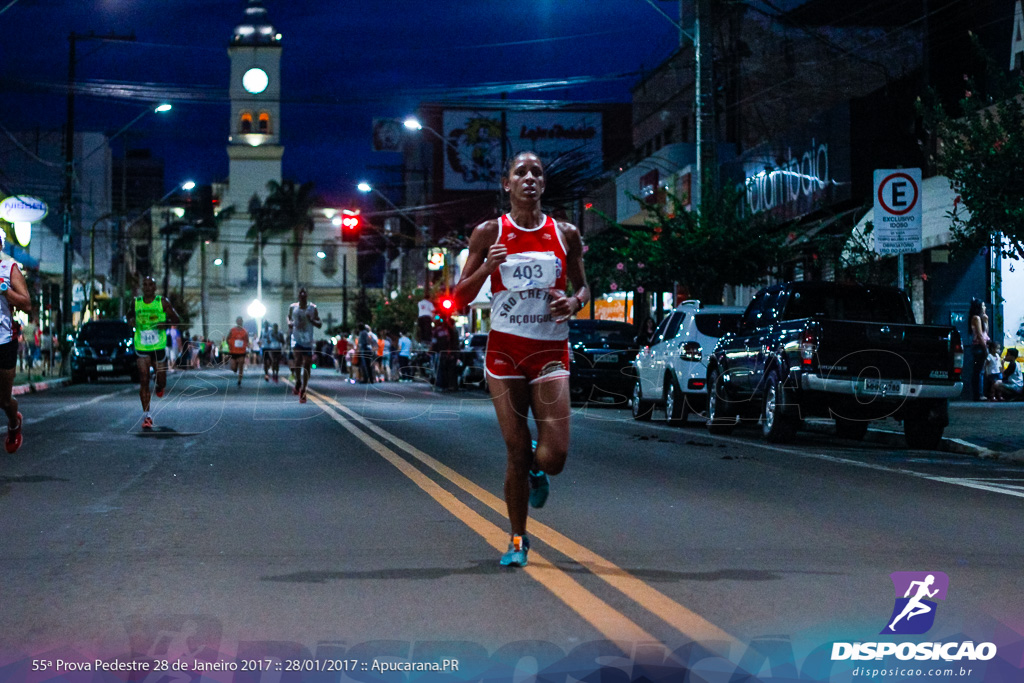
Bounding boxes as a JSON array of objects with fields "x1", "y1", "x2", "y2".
[{"x1": 2, "y1": 368, "x2": 1022, "y2": 681}]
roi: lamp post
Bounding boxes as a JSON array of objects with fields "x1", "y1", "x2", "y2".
[
  {"x1": 358, "y1": 181, "x2": 425, "y2": 292},
  {"x1": 402, "y1": 117, "x2": 462, "y2": 155},
  {"x1": 61, "y1": 31, "x2": 137, "y2": 334},
  {"x1": 161, "y1": 181, "x2": 195, "y2": 298},
  {"x1": 88, "y1": 211, "x2": 116, "y2": 321}
]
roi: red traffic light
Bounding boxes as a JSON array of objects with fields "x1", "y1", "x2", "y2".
[
  {"x1": 437, "y1": 295, "x2": 456, "y2": 317},
  {"x1": 340, "y1": 210, "x2": 361, "y2": 242}
]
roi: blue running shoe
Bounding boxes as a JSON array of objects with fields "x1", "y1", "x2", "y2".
[
  {"x1": 528, "y1": 439, "x2": 549, "y2": 508},
  {"x1": 528, "y1": 469, "x2": 549, "y2": 508},
  {"x1": 499, "y1": 535, "x2": 530, "y2": 567}
]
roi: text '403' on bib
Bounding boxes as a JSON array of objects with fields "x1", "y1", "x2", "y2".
[{"x1": 499, "y1": 251, "x2": 559, "y2": 292}]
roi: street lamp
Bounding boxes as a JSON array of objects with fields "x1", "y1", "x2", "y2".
[
  {"x1": 80, "y1": 103, "x2": 173, "y2": 165},
  {"x1": 247, "y1": 297, "x2": 266, "y2": 320},
  {"x1": 161, "y1": 180, "x2": 196, "y2": 298},
  {"x1": 357, "y1": 182, "x2": 418, "y2": 223},
  {"x1": 357, "y1": 181, "x2": 431, "y2": 295},
  {"x1": 64, "y1": 101, "x2": 174, "y2": 331},
  {"x1": 402, "y1": 116, "x2": 461, "y2": 155}
]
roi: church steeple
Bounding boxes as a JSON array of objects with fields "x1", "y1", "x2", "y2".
[
  {"x1": 231, "y1": 0, "x2": 281, "y2": 46},
  {"x1": 226, "y1": 0, "x2": 283, "y2": 210}
]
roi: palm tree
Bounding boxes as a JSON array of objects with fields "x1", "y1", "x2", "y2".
[
  {"x1": 169, "y1": 229, "x2": 196, "y2": 299},
  {"x1": 246, "y1": 179, "x2": 317, "y2": 299}
]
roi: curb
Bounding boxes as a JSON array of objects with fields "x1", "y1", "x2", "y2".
[
  {"x1": 12, "y1": 377, "x2": 71, "y2": 396},
  {"x1": 802, "y1": 419, "x2": 1024, "y2": 464}
]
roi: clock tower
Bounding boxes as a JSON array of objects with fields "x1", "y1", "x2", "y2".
[{"x1": 226, "y1": 0, "x2": 283, "y2": 211}]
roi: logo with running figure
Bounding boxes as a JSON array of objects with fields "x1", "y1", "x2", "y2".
[{"x1": 881, "y1": 572, "x2": 949, "y2": 635}]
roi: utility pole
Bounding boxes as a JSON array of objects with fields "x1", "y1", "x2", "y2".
[
  {"x1": 61, "y1": 31, "x2": 135, "y2": 333},
  {"x1": 342, "y1": 252, "x2": 348, "y2": 330},
  {"x1": 695, "y1": 0, "x2": 718, "y2": 207},
  {"x1": 60, "y1": 32, "x2": 77, "y2": 336}
]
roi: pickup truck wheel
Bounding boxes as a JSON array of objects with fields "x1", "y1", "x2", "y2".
[
  {"x1": 834, "y1": 417, "x2": 869, "y2": 441},
  {"x1": 904, "y1": 403, "x2": 946, "y2": 450},
  {"x1": 761, "y1": 370, "x2": 798, "y2": 443},
  {"x1": 663, "y1": 376, "x2": 688, "y2": 425},
  {"x1": 706, "y1": 370, "x2": 736, "y2": 434},
  {"x1": 631, "y1": 380, "x2": 653, "y2": 421}
]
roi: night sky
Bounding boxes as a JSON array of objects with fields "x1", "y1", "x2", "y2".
[{"x1": 0, "y1": 0, "x2": 725, "y2": 206}]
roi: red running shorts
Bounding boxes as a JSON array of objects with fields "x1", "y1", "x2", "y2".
[{"x1": 485, "y1": 329, "x2": 570, "y2": 384}]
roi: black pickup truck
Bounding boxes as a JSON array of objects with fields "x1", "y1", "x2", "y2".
[{"x1": 705, "y1": 281, "x2": 964, "y2": 449}]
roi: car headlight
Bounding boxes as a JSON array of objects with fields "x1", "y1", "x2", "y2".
[{"x1": 73, "y1": 346, "x2": 94, "y2": 358}]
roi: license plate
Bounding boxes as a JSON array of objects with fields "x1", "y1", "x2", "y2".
[
  {"x1": 862, "y1": 378, "x2": 901, "y2": 394},
  {"x1": 96, "y1": 364, "x2": 114, "y2": 372},
  {"x1": 595, "y1": 353, "x2": 619, "y2": 364}
]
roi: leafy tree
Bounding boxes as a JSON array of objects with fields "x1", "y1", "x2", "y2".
[
  {"x1": 920, "y1": 42, "x2": 1024, "y2": 260},
  {"x1": 247, "y1": 180, "x2": 317, "y2": 298},
  {"x1": 165, "y1": 290, "x2": 196, "y2": 330},
  {"x1": 371, "y1": 287, "x2": 424, "y2": 336},
  {"x1": 587, "y1": 184, "x2": 787, "y2": 305}
]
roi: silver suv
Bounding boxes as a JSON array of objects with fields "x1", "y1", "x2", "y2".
[{"x1": 632, "y1": 301, "x2": 744, "y2": 424}]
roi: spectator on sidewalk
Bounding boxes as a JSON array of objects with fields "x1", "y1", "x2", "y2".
[
  {"x1": 983, "y1": 341, "x2": 1002, "y2": 400},
  {"x1": 334, "y1": 333, "x2": 348, "y2": 374},
  {"x1": 22, "y1": 316, "x2": 36, "y2": 372},
  {"x1": 14, "y1": 319, "x2": 24, "y2": 373},
  {"x1": 39, "y1": 326, "x2": 53, "y2": 376},
  {"x1": 968, "y1": 298, "x2": 990, "y2": 402},
  {"x1": 993, "y1": 348, "x2": 1023, "y2": 401},
  {"x1": 357, "y1": 324, "x2": 374, "y2": 384},
  {"x1": 397, "y1": 329, "x2": 412, "y2": 381}
]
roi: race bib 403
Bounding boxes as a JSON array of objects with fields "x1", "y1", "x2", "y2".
[{"x1": 499, "y1": 252, "x2": 557, "y2": 292}]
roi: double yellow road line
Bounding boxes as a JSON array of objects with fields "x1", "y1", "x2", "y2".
[{"x1": 307, "y1": 388, "x2": 739, "y2": 653}]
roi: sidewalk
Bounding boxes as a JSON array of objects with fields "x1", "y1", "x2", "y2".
[
  {"x1": 806, "y1": 400, "x2": 1023, "y2": 462},
  {"x1": 10, "y1": 368, "x2": 69, "y2": 396},
  {"x1": 944, "y1": 401, "x2": 1023, "y2": 455}
]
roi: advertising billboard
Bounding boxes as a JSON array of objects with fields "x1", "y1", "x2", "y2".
[{"x1": 441, "y1": 109, "x2": 603, "y2": 192}]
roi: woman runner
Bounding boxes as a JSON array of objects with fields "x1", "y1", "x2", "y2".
[{"x1": 453, "y1": 151, "x2": 589, "y2": 567}]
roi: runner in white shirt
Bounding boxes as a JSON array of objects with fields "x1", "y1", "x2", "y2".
[
  {"x1": 288, "y1": 287, "x2": 322, "y2": 403},
  {"x1": 262, "y1": 323, "x2": 285, "y2": 383},
  {"x1": 0, "y1": 232, "x2": 31, "y2": 453}
]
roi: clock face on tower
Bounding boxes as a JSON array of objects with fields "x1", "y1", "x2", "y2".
[{"x1": 242, "y1": 67, "x2": 269, "y2": 94}]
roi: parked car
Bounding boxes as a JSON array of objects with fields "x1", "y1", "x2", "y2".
[
  {"x1": 706, "y1": 281, "x2": 964, "y2": 448},
  {"x1": 568, "y1": 319, "x2": 639, "y2": 403},
  {"x1": 459, "y1": 333, "x2": 488, "y2": 389},
  {"x1": 632, "y1": 301, "x2": 744, "y2": 423},
  {"x1": 70, "y1": 319, "x2": 138, "y2": 383}
]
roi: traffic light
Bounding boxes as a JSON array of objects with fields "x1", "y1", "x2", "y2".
[
  {"x1": 340, "y1": 209, "x2": 361, "y2": 242},
  {"x1": 437, "y1": 293, "x2": 456, "y2": 318}
]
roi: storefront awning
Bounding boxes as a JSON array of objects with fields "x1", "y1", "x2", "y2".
[{"x1": 469, "y1": 276, "x2": 492, "y2": 309}]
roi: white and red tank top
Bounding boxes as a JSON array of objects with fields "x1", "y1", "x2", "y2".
[
  {"x1": 489, "y1": 213, "x2": 568, "y2": 341},
  {"x1": 0, "y1": 260, "x2": 14, "y2": 345}
]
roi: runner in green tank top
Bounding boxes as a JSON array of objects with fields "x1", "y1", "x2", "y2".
[{"x1": 128, "y1": 276, "x2": 179, "y2": 430}]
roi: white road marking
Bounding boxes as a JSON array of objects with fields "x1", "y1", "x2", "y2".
[
  {"x1": 613, "y1": 419, "x2": 1024, "y2": 500},
  {"x1": 23, "y1": 389, "x2": 132, "y2": 426}
]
